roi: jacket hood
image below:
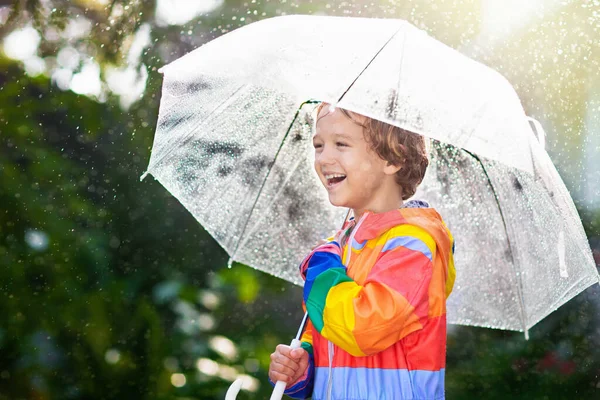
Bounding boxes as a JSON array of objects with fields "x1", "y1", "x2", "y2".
[{"x1": 353, "y1": 200, "x2": 454, "y2": 262}]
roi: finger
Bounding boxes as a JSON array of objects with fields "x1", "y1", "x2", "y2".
[
  {"x1": 274, "y1": 352, "x2": 301, "y2": 371},
  {"x1": 296, "y1": 351, "x2": 309, "y2": 372},
  {"x1": 275, "y1": 344, "x2": 292, "y2": 356},
  {"x1": 269, "y1": 370, "x2": 292, "y2": 383},
  {"x1": 291, "y1": 349, "x2": 309, "y2": 371},
  {"x1": 274, "y1": 345, "x2": 301, "y2": 365},
  {"x1": 269, "y1": 360, "x2": 297, "y2": 379},
  {"x1": 290, "y1": 348, "x2": 306, "y2": 360},
  {"x1": 273, "y1": 346, "x2": 300, "y2": 368}
]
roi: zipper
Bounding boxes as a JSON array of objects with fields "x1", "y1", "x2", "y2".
[
  {"x1": 344, "y1": 211, "x2": 368, "y2": 267},
  {"x1": 326, "y1": 211, "x2": 369, "y2": 400},
  {"x1": 326, "y1": 340, "x2": 334, "y2": 400}
]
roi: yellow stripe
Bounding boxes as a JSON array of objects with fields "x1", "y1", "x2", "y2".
[
  {"x1": 322, "y1": 281, "x2": 365, "y2": 357},
  {"x1": 444, "y1": 226, "x2": 456, "y2": 298},
  {"x1": 446, "y1": 249, "x2": 456, "y2": 298},
  {"x1": 383, "y1": 225, "x2": 437, "y2": 258},
  {"x1": 344, "y1": 225, "x2": 436, "y2": 261}
]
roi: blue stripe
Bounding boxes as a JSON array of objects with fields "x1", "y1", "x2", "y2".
[
  {"x1": 313, "y1": 367, "x2": 445, "y2": 400},
  {"x1": 351, "y1": 238, "x2": 367, "y2": 250},
  {"x1": 381, "y1": 236, "x2": 433, "y2": 262},
  {"x1": 302, "y1": 252, "x2": 344, "y2": 303}
]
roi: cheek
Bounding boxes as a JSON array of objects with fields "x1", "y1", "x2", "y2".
[
  {"x1": 359, "y1": 160, "x2": 373, "y2": 172},
  {"x1": 313, "y1": 160, "x2": 322, "y2": 177},
  {"x1": 363, "y1": 174, "x2": 380, "y2": 189},
  {"x1": 353, "y1": 160, "x2": 382, "y2": 188}
]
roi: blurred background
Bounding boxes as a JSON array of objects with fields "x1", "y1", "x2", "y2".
[{"x1": 1, "y1": 0, "x2": 599, "y2": 399}]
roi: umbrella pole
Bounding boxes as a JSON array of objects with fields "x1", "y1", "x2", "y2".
[
  {"x1": 295, "y1": 312, "x2": 309, "y2": 341},
  {"x1": 226, "y1": 209, "x2": 353, "y2": 400}
]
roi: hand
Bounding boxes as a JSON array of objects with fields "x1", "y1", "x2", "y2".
[{"x1": 268, "y1": 344, "x2": 309, "y2": 386}]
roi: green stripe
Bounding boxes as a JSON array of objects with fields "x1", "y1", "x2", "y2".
[
  {"x1": 306, "y1": 267, "x2": 353, "y2": 332},
  {"x1": 301, "y1": 341, "x2": 313, "y2": 355}
]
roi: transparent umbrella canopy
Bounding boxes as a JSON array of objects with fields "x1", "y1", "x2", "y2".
[{"x1": 142, "y1": 15, "x2": 599, "y2": 337}]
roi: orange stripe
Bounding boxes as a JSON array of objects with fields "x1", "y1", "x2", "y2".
[
  {"x1": 428, "y1": 254, "x2": 447, "y2": 317},
  {"x1": 300, "y1": 319, "x2": 314, "y2": 347},
  {"x1": 353, "y1": 281, "x2": 422, "y2": 355},
  {"x1": 346, "y1": 243, "x2": 384, "y2": 284}
]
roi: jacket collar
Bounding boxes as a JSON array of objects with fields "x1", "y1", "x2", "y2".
[{"x1": 352, "y1": 200, "x2": 451, "y2": 256}]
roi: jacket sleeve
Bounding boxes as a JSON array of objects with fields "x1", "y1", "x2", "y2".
[
  {"x1": 302, "y1": 225, "x2": 440, "y2": 357},
  {"x1": 269, "y1": 320, "x2": 315, "y2": 399}
]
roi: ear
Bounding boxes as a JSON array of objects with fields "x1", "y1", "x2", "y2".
[{"x1": 383, "y1": 161, "x2": 402, "y2": 176}]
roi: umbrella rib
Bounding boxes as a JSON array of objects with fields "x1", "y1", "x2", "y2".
[
  {"x1": 335, "y1": 23, "x2": 405, "y2": 104},
  {"x1": 229, "y1": 100, "x2": 320, "y2": 262},
  {"x1": 238, "y1": 148, "x2": 305, "y2": 246},
  {"x1": 142, "y1": 82, "x2": 251, "y2": 179},
  {"x1": 466, "y1": 150, "x2": 530, "y2": 339}
]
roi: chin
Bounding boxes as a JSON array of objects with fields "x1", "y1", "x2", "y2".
[{"x1": 327, "y1": 195, "x2": 349, "y2": 208}]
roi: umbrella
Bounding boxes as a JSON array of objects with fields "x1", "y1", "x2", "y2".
[{"x1": 142, "y1": 13, "x2": 599, "y2": 393}]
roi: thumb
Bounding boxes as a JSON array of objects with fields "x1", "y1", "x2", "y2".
[{"x1": 290, "y1": 348, "x2": 306, "y2": 360}]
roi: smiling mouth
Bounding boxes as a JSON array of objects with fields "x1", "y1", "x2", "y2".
[{"x1": 325, "y1": 174, "x2": 346, "y2": 187}]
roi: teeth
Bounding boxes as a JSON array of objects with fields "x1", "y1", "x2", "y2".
[{"x1": 325, "y1": 174, "x2": 346, "y2": 180}]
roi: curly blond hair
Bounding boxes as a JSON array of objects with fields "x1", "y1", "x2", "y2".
[{"x1": 316, "y1": 103, "x2": 428, "y2": 200}]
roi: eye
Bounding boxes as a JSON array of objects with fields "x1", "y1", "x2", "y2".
[
  {"x1": 313, "y1": 142, "x2": 323, "y2": 150},
  {"x1": 336, "y1": 141, "x2": 348, "y2": 147}
]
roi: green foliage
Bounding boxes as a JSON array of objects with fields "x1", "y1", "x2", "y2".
[{"x1": 0, "y1": 61, "x2": 303, "y2": 399}]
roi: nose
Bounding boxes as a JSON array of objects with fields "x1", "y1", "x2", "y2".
[{"x1": 315, "y1": 144, "x2": 335, "y2": 166}]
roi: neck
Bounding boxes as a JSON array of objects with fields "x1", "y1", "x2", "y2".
[
  {"x1": 351, "y1": 179, "x2": 404, "y2": 220},
  {"x1": 353, "y1": 199, "x2": 404, "y2": 221}
]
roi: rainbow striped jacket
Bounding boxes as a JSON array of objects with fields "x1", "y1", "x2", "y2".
[{"x1": 283, "y1": 202, "x2": 456, "y2": 400}]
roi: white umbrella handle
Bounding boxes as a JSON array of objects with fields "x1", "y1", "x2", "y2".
[
  {"x1": 225, "y1": 378, "x2": 244, "y2": 400},
  {"x1": 270, "y1": 338, "x2": 302, "y2": 400}
]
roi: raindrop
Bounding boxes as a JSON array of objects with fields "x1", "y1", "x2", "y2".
[
  {"x1": 196, "y1": 358, "x2": 219, "y2": 376},
  {"x1": 558, "y1": 230, "x2": 568, "y2": 278},
  {"x1": 25, "y1": 229, "x2": 49, "y2": 251},
  {"x1": 170, "y1": 373, "x2": 186, "y2": 387},
  {"x1": 104, "y1": 349, "x2": 121, "y2": 364},
  {"x1": 163, "y1": 357, "x2": 178, "y2": 371}
]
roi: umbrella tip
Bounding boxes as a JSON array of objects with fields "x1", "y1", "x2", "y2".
[
  {"x1": 140, "y1": 171, "x2": 149, "y2": 181},
  {"x1": 527, "y1": 116, "x2": 546, "y2": 150}
]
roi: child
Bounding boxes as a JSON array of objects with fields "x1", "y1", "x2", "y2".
[{"x1": 268, "y1": 103, "x2": 456, "y2": 400}]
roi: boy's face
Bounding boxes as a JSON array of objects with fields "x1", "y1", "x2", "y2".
[{"x1": 313, "y1": 107, "x2": 401, "y2": 215}]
